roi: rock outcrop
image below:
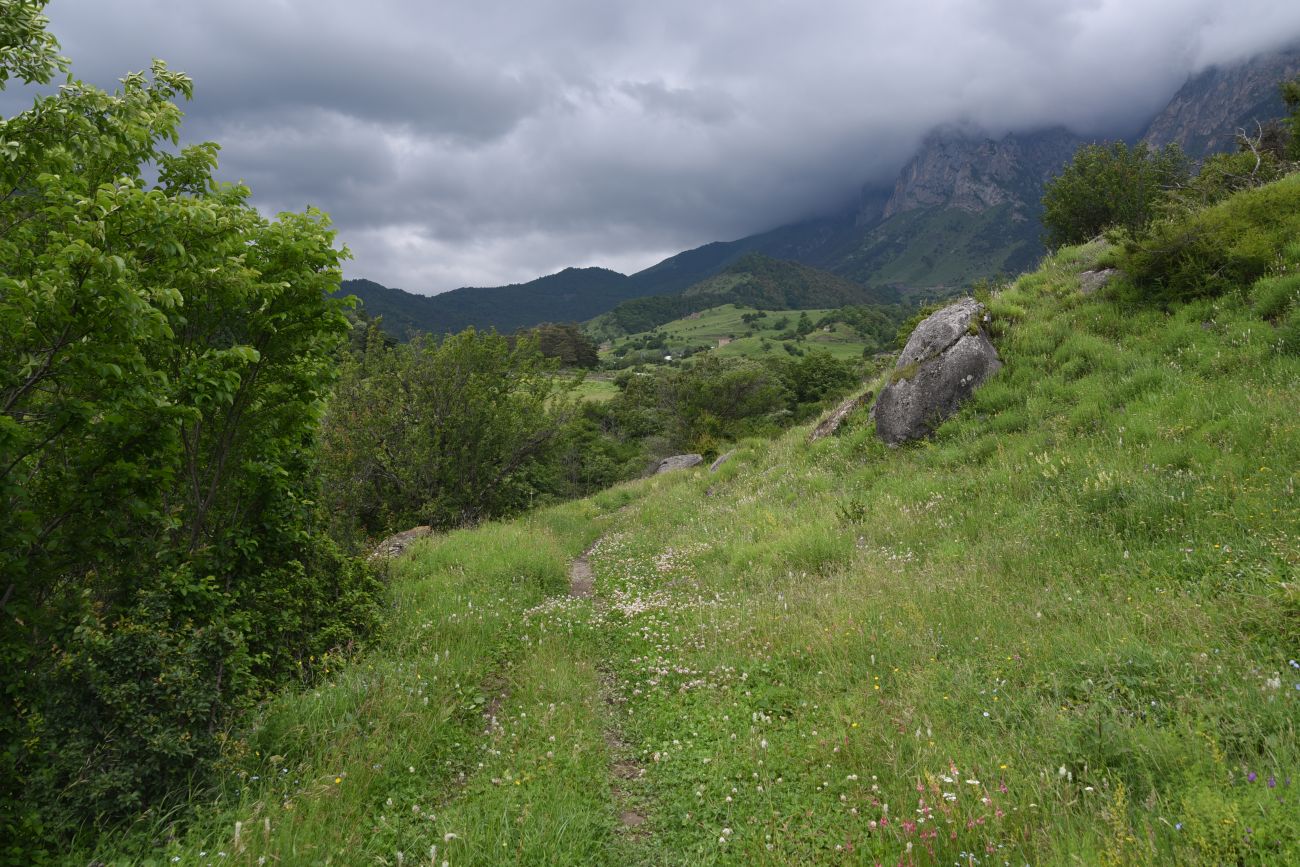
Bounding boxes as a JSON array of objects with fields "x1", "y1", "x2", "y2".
[
  {"x1": 1078, "y1": 269, "x2": 1119, "y2": 296},
  {"x1": 370, "y1": 525, "x2": 432, "y2": 561},
  {"x1": 873, "y1": 298, "x2": 1001, "y2": 444},
  {"x1": 808, "y1": 390, "x2": 874, "y2": 443},
  {"x1": 654, "y1": 454, "x2": 704, "y2": 475},
  {"x1": 881, "y1": 126, "x2": 1084, "y2": 221},
  {"x1": 708, "y1": 451, "x2": 735, "y2": 473},
  {"x1": 1142, "y1": 45, "x2": 1300, "y2": 161}
]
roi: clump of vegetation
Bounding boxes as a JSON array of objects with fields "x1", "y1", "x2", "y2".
[
  {"x1": 1041, "y1": 141, "x2": 1191, "y2": 247},
  {"x1": 1117, "y1": 172, "x2": 1300, "y2": 305},
  {"x1": 320, "y1": 328, "x2": 578, "y2": 542}
]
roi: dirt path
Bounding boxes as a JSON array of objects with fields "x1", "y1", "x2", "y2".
[
  {"x1": 569, "y1": 544, "x2": 596, "y2": 597},
  {"x1": 568, "y1": 539, "x2": 648, "y2": 834}
]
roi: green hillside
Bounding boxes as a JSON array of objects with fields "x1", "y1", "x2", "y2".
[
  {"x1": 835, "y1": 203, "x2": 1043, "y2": 291},
  {"x1": 91, "y1": 228, "x2": 1300, "y2": 863},
  {"x1": 589, "y1": 253, "x2": 901, "y2": 340},
  {"x1": 598, "y1": 303, "x2": 895, "y2": 365}
]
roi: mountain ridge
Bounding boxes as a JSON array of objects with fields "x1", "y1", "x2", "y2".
[{"x1": 343, "y1": 46, "x2": 1300, "y2": 338}]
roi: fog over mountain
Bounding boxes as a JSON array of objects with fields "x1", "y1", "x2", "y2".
[{"x1": 10, "y1": 0, "x2": 1300, "y2": 292}]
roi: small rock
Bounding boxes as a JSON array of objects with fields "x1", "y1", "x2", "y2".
[
  {"x1": 1078, "y1": 268, "x2": 1118, "y2": 295},
  {"x1": 654, "y1": 454, "x2": 704, "y2": 475},
  {"x1": 808, "y1": 391, "x2": 873, "y2": 443},
  {"x1": 709, "y1": 450, "x2": 735, "y2": 472},
  {"x1": 369, "y1": 525, "x2": 432, "y2": 561}
]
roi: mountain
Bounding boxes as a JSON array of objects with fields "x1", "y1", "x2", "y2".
[
  {"x1": 1142, "y1": 44, "x2": 1300, "y2": 159},
  {"x1": 336, "y1": 267, "x2": 642, "y2": 338},
  {"x1": 344, "y1": 46, "x2": 1300, "y2": 338},
  {"x1": 588, "y1": 252, "x2": 899, "y2": 337},
  {"x1": 825, "y1": 126, "x2": 1084, "y2": 290}
]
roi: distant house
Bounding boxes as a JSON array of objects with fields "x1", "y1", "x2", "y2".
[
  {"x1": 663, "y1": 355, "x2": 673, "y2": 362},
  {"x1": 717, "y1": 337, "x2": 732, "y2": 347}
]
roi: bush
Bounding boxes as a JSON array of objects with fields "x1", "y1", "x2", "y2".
[
  {"x1": 319, "y1": 328, "x2": 573, "y2": 540},
  {"x1": 1042, "y1": 141, "x2": 1190, "y2": 248},
  {"x1": 1252, "y1": 272, "x2": 1300, "y2": 320},
  {"x1": 1116, "y1": 173, "x2": 1300, "y2": 306}
]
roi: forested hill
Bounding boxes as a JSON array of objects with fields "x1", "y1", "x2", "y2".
[
  {"x1": 589, "y1": 252, "x2": 901, "y2": 337},
  {"x1": 335, "y1": 267, "x2": 642, "y2": 339}
]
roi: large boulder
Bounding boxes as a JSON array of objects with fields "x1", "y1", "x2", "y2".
[
  {"x1": 873, "y1": 298, "x2": 1001, "y2": 444},
  {"x1": 654, "y1": 453, "x2": 704, "y2": 474}
]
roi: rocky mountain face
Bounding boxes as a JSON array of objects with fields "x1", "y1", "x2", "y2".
[
  {"x1": 1143, "y1": 45, "x2": 1300, "y2": 159},
  {"x1": 880, "y1": 126, "x2": 1084, "y2": 221}
]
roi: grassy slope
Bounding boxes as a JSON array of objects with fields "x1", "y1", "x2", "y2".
[
  {"x1": 602, "y1": 304, "x2": 872, "y2": 363},
  {"x1": 836, "y1": 204, "x2": 1042, "y2": 292},
  {"x1": 96, "y1": 242, "x2": 1299, "y2": 865}
]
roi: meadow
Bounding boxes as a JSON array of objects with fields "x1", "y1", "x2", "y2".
[
  {"x1": 601, "y1": 304, "x2": 874, "y2": 365},
  {"x1": 87, "y1": 237, "x2": 1300, "y2": 865}
]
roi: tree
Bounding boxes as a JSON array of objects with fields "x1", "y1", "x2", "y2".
[
  {"x1": 1, "y1": 4, "x2": 378, "y2": 850},
  {"x1": 1041, "y1": 141, "x2": 1190, "y2": 247}
]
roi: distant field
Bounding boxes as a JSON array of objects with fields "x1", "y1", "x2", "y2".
[
  {"x1": 599, "y1": 303, "x2": 872, "y2": 363},
  {"x1": 569, "y1": 376, "x2": 620, "y2": 402}
]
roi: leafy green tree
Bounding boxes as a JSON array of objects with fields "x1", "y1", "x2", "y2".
[
  {"x1": 1, "y1": 4, "x2": 378, "y2": 851},
  {"x1": 1041, "y1": 141, "x2": 1190, "y2": 247},
  {"x1": 520, "y1": 322, "x2": 600, "y2": 368}
]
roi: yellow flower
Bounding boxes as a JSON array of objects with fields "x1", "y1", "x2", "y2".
[{"x1": 334, "y1": 776, "x2": 342, "y2": 784}]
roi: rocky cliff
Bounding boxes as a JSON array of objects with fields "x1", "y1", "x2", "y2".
[
  {"x1": 1142, "y1": 45, "x2": 1300, "y2": 160},
  {"x1": 879, "y1": 126, "x2": 1084, "y2": 221}
]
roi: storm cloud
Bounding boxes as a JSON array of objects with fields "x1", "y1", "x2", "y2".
[{"x1": 15, "y1": 0, "x2": 1300, "y2": 292}]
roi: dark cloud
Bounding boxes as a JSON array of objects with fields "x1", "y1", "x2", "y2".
[{"x1": 13, "y1": 0, "x2": 1300, "y2": 291}]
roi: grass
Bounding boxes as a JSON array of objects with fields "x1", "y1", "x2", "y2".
[
  {"x1": 568, "y1": 375, "x2": 621, "y2": 403},
  {"x1": 600, "y1": 304, "x2": 873, "y2": 364},
  {"x1": 92, "y1": 240, "x2": 1300, "y2": 864}
]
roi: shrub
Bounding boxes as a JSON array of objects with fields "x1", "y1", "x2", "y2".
[
  {"x1": 1116, "y1": 173, "x2": 1300, "y2": 306},
  {"x1": 319, "y1": 328, "x2": 573, "y2": 540},
  {"x1": 1252, "y1": 272, "x2": 1300, "y2": 320},
  {"x1": 1042, "y1": 141, "x2": 1190, "y2": 248}
]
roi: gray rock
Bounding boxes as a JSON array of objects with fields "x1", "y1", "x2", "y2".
[
  {"x1": 655, "y1": 454, "x2": 704, "y2": 475},
  {"x1": 808, "y1": 390, "x2": 873, "y2": 443},
  {"x1": 1078, "y1": 268, "x2": 1118, "y2": 295},
  {"x1": 370, "y1": 525, "x2": 432, "y2": 561},
  {"x1": 708, "y1": 450, "x2": 735, "y2": 473},
  {"x1": 874, "y1": 298, "x2": 1001, "y2": 444}
]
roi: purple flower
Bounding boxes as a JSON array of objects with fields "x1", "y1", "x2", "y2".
[
  {"x1": 1175, "y1": 823, "x2": 1182, "y2": 831},
  {"x1": 1268, "y1": 776, "x2": 1276, "y2": 789},
  {"x1": 1248, "y1": 772, "x2": 1257, "y2": 783}
]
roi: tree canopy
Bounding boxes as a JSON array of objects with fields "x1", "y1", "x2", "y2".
[{"x1": 1, "y1": 2, "x2": 380, "y2": 852}]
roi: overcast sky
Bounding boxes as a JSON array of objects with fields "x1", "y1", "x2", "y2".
[{"x1": 11, "y1": 1, "x2": 1300, "y2": 293}]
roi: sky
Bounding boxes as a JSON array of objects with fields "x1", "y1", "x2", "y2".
[{"x1": 9, "y1": 0, "x2": 1300, "y2": 293}]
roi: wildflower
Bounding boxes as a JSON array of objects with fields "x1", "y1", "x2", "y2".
[
  {"x1": 334, "y1": 776, "x2": 342, "y2": 784},
  {"x1": 1248, "y1": 772, "x2": 1257, "y2": 783},
  {"x1": 1268, "y1": 776, "x2": 1276, "y2": 788}
]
